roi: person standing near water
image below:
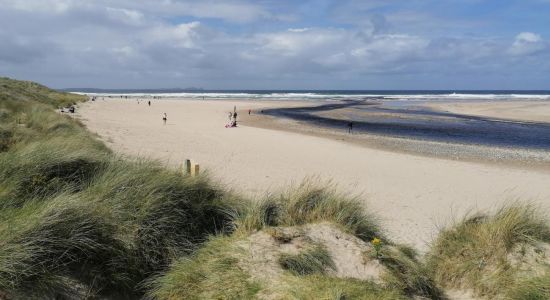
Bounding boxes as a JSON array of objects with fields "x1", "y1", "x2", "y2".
[
  {"x1": 163, "y1": 113, "x2": 167, "y2": 125},
  {"x1": 148, "y1": 101, "x2": 151, "y2": 106},
  {"x1": 348, "y1": 121, "x2": 353, "y2": 134}
]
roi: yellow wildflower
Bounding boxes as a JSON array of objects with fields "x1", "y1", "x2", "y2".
[{"x1": 371, "y1": 237, "x2": 382, "y2": 258}]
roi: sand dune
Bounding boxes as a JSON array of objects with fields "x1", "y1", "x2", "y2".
[{"x1": 78, "y1": 98, "x2": 550, "y2": 251}]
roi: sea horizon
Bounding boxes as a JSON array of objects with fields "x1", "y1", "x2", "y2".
[{"x1": 67, "y1": 89, "x2": 550, "y2": 100}]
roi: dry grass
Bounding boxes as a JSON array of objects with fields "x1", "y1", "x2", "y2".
[
  {"x1": 278, "y1": 244, "x2": 335, "y2": 276},
  {"x1": 146, "y1": 236, "x2": 262, "y2": 300},
  {"x1": 234, "y1": 180, "x2": 383, "y2": 242},
  {"x1": 428, "y1": 204, "x2": 550, "y2": 299}
]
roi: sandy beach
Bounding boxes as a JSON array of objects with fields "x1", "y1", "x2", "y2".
[
  {"x1": 426, "y1": 100, "x2": 550, "y2": 123},
  {"x1": 78, "y1": 98, "x2": 550, "y2": 251}
]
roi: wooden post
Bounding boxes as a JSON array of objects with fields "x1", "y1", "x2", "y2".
[
  {"x1": 184, "y1": 159, "x2": 192, "y2": 175},
  {"x1": 183, "y1": 159, "x2": 200, "y2": 176},
  {"x1": 192, "y1": 163, "x2": 200, "y2": 176}
]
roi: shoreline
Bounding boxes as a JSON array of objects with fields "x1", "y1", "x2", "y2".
[
  {"x1": 243, "y1": 108, "x2": 550, "y2": 172},
  {"x1": 77, "y1": 98, "x2": 550, "y2": 251},
  {"x1": 259, "y1": 100, "x2": 550, "y2": 149}
]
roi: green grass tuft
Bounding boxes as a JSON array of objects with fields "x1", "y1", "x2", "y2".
[
  {"x1": 506, "y1": 271, "x2": 550, "y2": 300},
  {"x1": 147, "y1": 236, "x2": 262, "y2": 300},
  {"x1": 235, "y1": 180, "x2": 383, "y2": 242},
  {"x1": 428, "y1": 204, "x2": 550, "y2": 298},
  {"x1": 278, "y1": 244, "x2": 335, "y2": 276},
  {"x1": 284, "y1": 275, "x2": 407, "y2": 300},
  {"x1": 377, "y1": 246, "x2": 443, "y2": 299}
]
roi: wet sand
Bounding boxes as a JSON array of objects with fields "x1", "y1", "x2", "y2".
[
  {"x1": 78, "y1": 98, "x2": 550, "y2": 251},
  {"x1": 262, "y1": 100, "x2": 550, "y2": 150}
]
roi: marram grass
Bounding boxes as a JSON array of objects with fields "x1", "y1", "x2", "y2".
[
  {"x1": 0, "y1": 78, "x2": 235, "y2": 298},
  {"x1": 428, "y1": 204, "x2": 550, "y2": 299},
  {"x1": 278, "y1": 244, "x2": 335, "y2": 276},
  {"x1": 233, "y1": 180, "x2": 383, "y2": 242}
]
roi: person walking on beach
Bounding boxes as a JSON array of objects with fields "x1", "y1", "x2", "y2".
[
  {"x1": 348, "y1": 121, "x2": 353, "y2": 134},
  {"x1": 148, "y1": 101, "x2": 151, "y2": 106},
  {"x1": 163, "y1": 113, "x2": 167, "y2": 125},
  {"x1": 248, "y1": 109, "x2": 251, "y2": 115}
]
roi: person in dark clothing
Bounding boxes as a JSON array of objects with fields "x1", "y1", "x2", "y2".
[
  {"x1": 348, "y1": 121, "x2": 353, "y2": 134},
  {"x1": 148, "y1": 101, "x2": 151, "y2": 106},
  {"x1": 232, "y1": 107, "x2": 238, "y2": 127},
  {"x1": 163, "y1": 113, "x2": 167, "y2": 125}
]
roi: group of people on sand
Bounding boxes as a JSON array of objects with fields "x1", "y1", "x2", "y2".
[
  {"x1": 60, "y1": 105, "x2": 76, "y2": 113},
  {"x1": 161, "y1": 106, "x2": 243, "y2": 128},
  {"x1": 226, "y1": 108, "x2": 238, "y2": 128}
]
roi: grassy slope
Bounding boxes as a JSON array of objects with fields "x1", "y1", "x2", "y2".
[{"x1": 0, "y1": 77, "x2": 236, "y2": 299}]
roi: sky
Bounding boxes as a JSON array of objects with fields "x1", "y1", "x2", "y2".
[{"x1": 1, "y1": 0, "x2": 549, "y2": 90}]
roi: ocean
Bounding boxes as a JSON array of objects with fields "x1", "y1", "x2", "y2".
[{"x1": 69, "y1": 90, "x2": 550, "y2": 101}]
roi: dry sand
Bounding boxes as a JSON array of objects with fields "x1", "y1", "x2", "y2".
[
  {"x1": 78, "y1": 98, "x2": 550, "y2": 251},
  {"x1": 426, "y1": 100, "x2": 550, "y2": 123}
]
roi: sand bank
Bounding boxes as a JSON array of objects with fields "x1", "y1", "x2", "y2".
[
  {"x1": 78, "y1": 98, "x2": 550, "y2": 251},
  {"x1": 425, "y1": 100, "x2": 550, "y2": 123}
]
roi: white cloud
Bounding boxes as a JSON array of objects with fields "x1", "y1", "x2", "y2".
[
  {"x1": 1, "y1": 0, "x2": 271, "y2": 23},
  {"x1": 145, "y1": 22, "x2": 203, "y2": 49},
  {"x1": 106, "y1": 7, "x2": 144, "y2": 26},
  {"x1": 258, "y1": 28, "x2": 349, "y2": 56},
  {"x1": 288, "y1": 28, "x2": 311, "y2": 33},
  {"x1": 351, "y1": 34, "x2": 428, "y2": 59},
  {"x1": 2, "y1": 0, "x2": 74, "y2": 13},
  {"x1": 110, "y1": 0, "x2": 273, "y2": 23},
  {"x1": 516, "y1": 32, "x2": 542, "y2": 43},
  {"x1": 509, "y1": 32, "x2": 545, "y2": 56},
  {"x1": 0, "y1": 1, "x2": 549, "y2": 88}
]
